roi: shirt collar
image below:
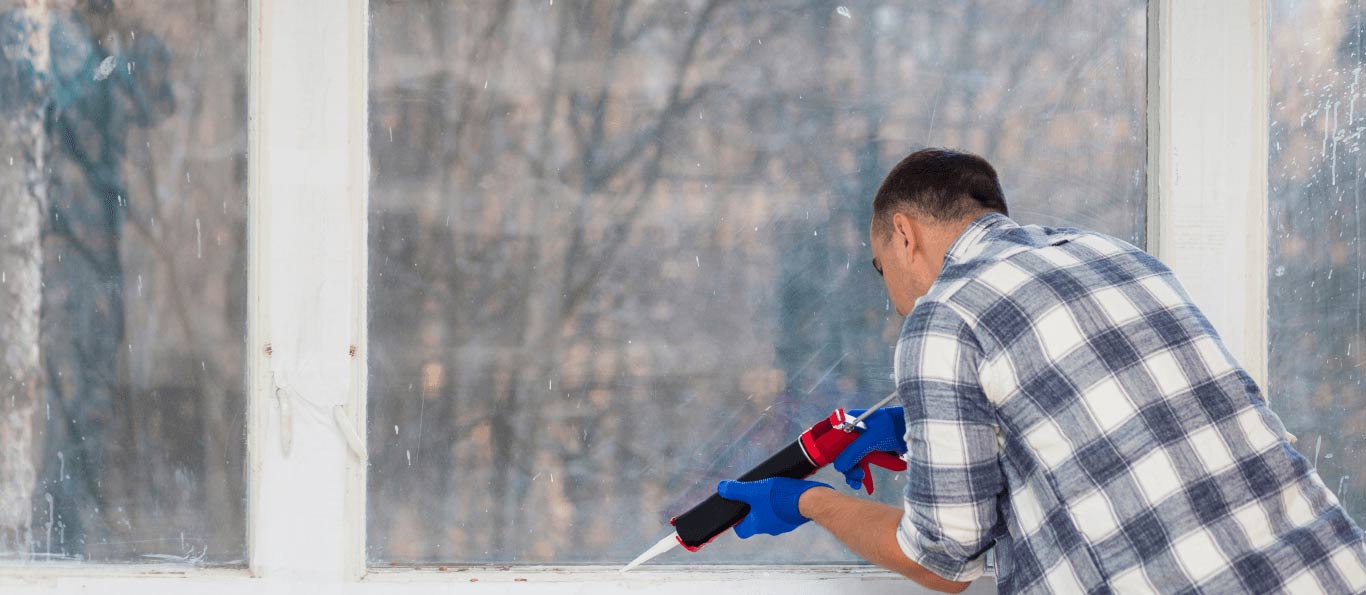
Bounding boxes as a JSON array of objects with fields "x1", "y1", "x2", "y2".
[{"x1": 943, "y1": 212, "x2": 1016, "y2": 264}]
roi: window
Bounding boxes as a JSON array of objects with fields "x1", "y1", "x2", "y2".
[
  {"x1": 1268, "y1": 0, "x2": 1366, "y2": 522},
  {"x1": 367, "y1": 0, "x2": 1146, "y2": 565},
  {"x1": 0, "y1": 1, "x2": 247, "y2": 564},
  {"x1": 12, "y1": 3, "x2": 1312, "y2": 593}
]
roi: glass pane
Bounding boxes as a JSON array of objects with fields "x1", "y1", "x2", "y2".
[
  {"x1": 1268, "y1": 1, "x2": 1366, "y2": 524},
  {"x1": 368, "y1": 0, "x2": 1146, "y2": 565},
  {"x1": 0, "y1": 1, "x2": 247, "y2": 564}
]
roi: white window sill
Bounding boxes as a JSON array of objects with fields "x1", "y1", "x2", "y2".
[{"x1": 2, "y1": 564, "x2": 998, "y2": 594}]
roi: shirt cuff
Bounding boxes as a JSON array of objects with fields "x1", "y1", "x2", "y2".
[{"x1": 895, "y1": 518, "x2": 987, "y2": 583}]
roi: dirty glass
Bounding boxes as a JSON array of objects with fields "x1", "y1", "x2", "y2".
[
  {"x1": 368, "y1": 0, "x2": 1147, "y2": 564},
  {"x1": 1268, "y1": 0, "x2": 1366, "y2": 524},
  {"x1": 0, "y1": 2, "x2": 247, "y2": 564}
]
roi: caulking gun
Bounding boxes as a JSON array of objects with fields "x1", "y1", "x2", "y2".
[{"x1": 621, "y1": 391, "x2": 906, "y2": 571}]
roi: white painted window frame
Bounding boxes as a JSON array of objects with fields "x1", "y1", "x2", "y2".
[
  {"x1": 1148, "y1": 0, "x2": 1270, "y2": 388},
  {"x1": 1, "y1": 0, "x2": 1268, "y2": 593}
]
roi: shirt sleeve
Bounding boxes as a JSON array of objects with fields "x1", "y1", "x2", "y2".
[{"x1": 893, "y1": 300, "x2": 1005, "y2": 582}]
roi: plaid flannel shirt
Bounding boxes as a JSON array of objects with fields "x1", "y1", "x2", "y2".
[{"x1": 894, "y1": 213, "x2": 1366, "y2": 593}]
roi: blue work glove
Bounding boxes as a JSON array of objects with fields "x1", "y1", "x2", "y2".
[
  {"x1": 716, "y1": 477, "x2": 833, "y2": 538},
  {"x1": 832, "y1": 407, "x2": 908, "y2": 491}
]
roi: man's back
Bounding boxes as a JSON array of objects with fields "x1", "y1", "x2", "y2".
[{"x1": 899, "y1": 213, "x2": 1366, "y2": 593}]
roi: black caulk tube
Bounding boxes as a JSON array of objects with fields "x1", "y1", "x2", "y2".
[
  {"x1": 624, "y1": 398, "x2": 902, "y2": 570},
  {"x1": 671, "y1": 441, "x2": 818, "y2": 550}
]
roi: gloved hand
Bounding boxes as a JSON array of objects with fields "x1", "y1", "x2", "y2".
[
  {"x1": 832, "y1": 406, "x2": 908, "y2": 491},
  {"x1": 716, "y1": 477, "x2": 833, "y2": 538}
]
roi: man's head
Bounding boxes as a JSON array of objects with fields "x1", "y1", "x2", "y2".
[{"x1": 870, "y1": 148, "x2": 1008, "y2": 316}]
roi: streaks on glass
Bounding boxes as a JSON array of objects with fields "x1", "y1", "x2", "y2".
[
  {"x1": 1268, "y1": 0, "x2": 1366, "y2": 526},
  {"x1": 92, "y1": 55, "x2": 116, "y2": 81},
  {"x1": 0, "y1": 1, "x2": 247, "y2": 565}
]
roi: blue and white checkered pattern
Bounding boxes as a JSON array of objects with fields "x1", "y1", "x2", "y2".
[{"x1": 894, "y1": 213, "x2": 1366, "y2": 593}]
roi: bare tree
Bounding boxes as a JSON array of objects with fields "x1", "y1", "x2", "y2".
[{"x1": 0, "y1": 0, "x2": 49, "y2": 556}]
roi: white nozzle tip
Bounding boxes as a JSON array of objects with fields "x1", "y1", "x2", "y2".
[{"x1": 620, "y1": 532, "x2": 681, "y2": 572}]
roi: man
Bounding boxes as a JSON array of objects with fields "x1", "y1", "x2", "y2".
[{"x1": 717, "y1": 148, "x2": 1366, "y2": 593}]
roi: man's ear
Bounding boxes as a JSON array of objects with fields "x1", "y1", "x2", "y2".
[{"x1": 891, "y1": 212, "x2": 917, "y2": 256}]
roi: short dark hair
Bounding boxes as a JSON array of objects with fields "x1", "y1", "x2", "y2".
[{"x1": 872, "y1": 148, "x2": 1008, "y2": 238}]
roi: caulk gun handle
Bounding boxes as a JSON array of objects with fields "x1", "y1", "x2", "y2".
[{"x1": 671, "y1": 439, "x2": 817, "y2": 550}]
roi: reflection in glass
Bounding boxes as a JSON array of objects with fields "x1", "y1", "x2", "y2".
[
  {"x1": 0, "y1": 1, "x2": 247, "y2": 564},
  {"x1": 1269, "y1": 0, "x2": 1366, "y2": 526},
  {"x1": 368, "y1": 0, "x2": 1146, "y2": 564}
]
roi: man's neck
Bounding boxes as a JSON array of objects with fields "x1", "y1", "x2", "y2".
[{"x1": 927, "y1": 214, "x2": 988, "y2": 275}]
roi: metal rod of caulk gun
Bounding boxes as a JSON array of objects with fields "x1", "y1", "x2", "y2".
[{"x1": 837, "y1": 390, "x2": 900, "y2": 432}]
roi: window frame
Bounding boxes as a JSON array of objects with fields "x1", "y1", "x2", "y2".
[
  {"x1": 1147, "y1": 0, "x2": 1270, "y2": 388},
  {"x1": 1, "y1": 0, "x2": 1270, "y2": 592}
]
